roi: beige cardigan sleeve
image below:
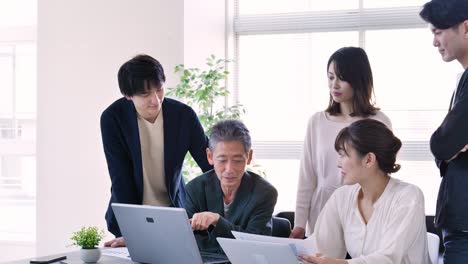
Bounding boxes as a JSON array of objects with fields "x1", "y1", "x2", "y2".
[{"x1": 294, "y1": 115, "x2": 318, "y2": 228}]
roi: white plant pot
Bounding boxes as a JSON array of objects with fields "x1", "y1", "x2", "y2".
[{"x1": 80, "y1": 248, "x2": 101, "y2": 263}]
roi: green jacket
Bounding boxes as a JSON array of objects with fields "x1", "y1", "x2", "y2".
[{"x1": 185, "y1": 170, "x2": 278, "y2": 253}]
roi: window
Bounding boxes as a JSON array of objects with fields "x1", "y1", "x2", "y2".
[
  {"x1": 239, "y1": 0, "x2": 357, "y2": 14},
  {"x1": 239, "y1": 0, "x2": 427, "y2": 15},
  {"x1": 0, "y1": 0, "x2": 37, "y2": 242},
  {"x1": 233, "y1": 0, "x2": 457, "y2": 215},
  {"x1": 239, "y1": 32, "x2": 358, "y2": 141}
]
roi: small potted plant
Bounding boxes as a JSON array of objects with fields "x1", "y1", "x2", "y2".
[{"x1": 70, "y1": 226, "x2": 105, "y2": 263}]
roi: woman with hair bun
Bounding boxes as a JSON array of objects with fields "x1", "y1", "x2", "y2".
[{"x1": 299, "y1": 119, "x2": 430, "y2": 264}]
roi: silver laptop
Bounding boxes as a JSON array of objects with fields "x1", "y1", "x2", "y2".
[
  {"x1": 217, "y1": 237, "x2": 301, "y2": 264},
  {"x1": 111, "y1": 203, "x2": 228, "y2": 264}
]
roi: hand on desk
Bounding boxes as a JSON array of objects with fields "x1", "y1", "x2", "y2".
[
  {"x1": 190, "y1": 212, "x2": 220, "y2": 231},
  {"x1": 290, "y1": 226, "x2": 306, "y2": 239},
  {"x1": 104, "y1": 237, "x2": 126, "y2": 247},
  {"x1": 299, "y1": 253, "x2": 347, "y2": 264}
]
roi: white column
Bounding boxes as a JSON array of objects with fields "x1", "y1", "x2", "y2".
[{"x1": 37, "y1": 0, "x2": 184, "y2": 255}]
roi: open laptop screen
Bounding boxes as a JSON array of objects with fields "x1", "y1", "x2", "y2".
[{"x1": 111, "y1": 203, "x2": 228, "y2": 264}]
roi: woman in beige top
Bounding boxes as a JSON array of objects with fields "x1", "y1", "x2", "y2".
[
  {"x1": 299, "y1": 119, "x2": 430, "y2": 264},
  {"x1": 291, "y1": 47, "x2": 392, "y2": 238}
]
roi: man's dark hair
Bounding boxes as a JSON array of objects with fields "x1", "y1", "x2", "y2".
[
  {"x1": 117, "y1": 54, "x2": 166, "y2": 96},
  {"x1": 325, "y1": 47, "x2": 379, "y2": 117},
  {"x1": 420, "y1": 0, "x2": 468, "y2": 29},
  {"x1": 335, "y1": 119, "x2": 402, "y2": 174},
  {"x1": 209, "y1": 119, "x2": 251, "y2": 154}
]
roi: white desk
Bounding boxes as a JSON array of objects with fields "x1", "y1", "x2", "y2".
[{"x1": 3, "y1": 250, "x2": 134, "y2": 264}]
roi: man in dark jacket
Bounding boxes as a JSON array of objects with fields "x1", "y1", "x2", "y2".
[
  {"x1": 101, "y1": 54, "x2": 212, "y2": 246},
  {"x1": 185, "y1": 119, "x2": 278, "y2": 253},
  {"x1": 420, "y1": 0, "x2": 468, "y2": 262}
]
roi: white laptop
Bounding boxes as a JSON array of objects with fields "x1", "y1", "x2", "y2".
[
  {"x1": 111, "y1": 203, "x2": 228, "y2": 264},
  {"x1": 217, "y1": 237, "x2": 301, "y2": 264}
]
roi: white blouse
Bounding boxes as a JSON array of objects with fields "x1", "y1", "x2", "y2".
[{"x1": 311, "y1": 178, "x2": 431, "y2": 264}]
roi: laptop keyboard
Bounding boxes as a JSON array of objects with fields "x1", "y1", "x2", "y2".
[{"x1": 200, "y1": 252, "x2": 229, "y2": 264}]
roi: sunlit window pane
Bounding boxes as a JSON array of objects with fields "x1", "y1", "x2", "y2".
[
  {"x1": 368, "y1": 28, "x2": 460, "y2": 110},
  {"x1": 256, "y1": 159, "x2": 300, "y2": 212},
  {"x1": 366, "y1": 28, "x2": 461, "y2": 141},
  {"x1": 0, "y1": 156, "x2": 35, "y2": 198},
  {"x1": 0, "y1": 46, "x2": 14, "y2": 53},
  {"x1": 0, "y1": 200, "x2": 35, "y2": 241},
  {"x1": 239, "y1": 32, "x2": 358, "y2": 141},
  {"x1": 364, "y1": 0, "x2": 427, "y2": 8},
  {"x1": 0, "y1": 156, "x2": 36, "y2": 241},
  {"x1": 393, "y1": 161, "x2": 440, "y2": 215},
  {"x1": 15, "y1": 43, "x2": 37, "y2": 115},
  {"x1": 0, "y1": 0, "x2": 37, "y2": 26},
  {"x1": 239, "y1": 0, "x2": 358, "y2": 15},
  {"x1": 237, "y1": 0, "x2": 447, "y2": 228},
  {"x1": 0, "y1": 55, "x2": 14, "y2": 117},
  {"x1": 0, "y1": 0, "x2": 37, "y2": 246}
]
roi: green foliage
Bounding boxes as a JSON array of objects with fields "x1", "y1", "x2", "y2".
[
  {"x1": 168, "y1": 55, "x2": 265, "y2": 181},
  {"x1": 169, "y1": 55, "x2": 245, "y2": 134},
  {"x1": 70, "y1": 226, "x2": 105, "y2": 249}
]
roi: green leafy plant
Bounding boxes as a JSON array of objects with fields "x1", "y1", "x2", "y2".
[
  {"x1": 168, "y1": 55, "x2": 265, "y2": 181},
  {"x1": 70, "y1": 226, "x2": 105, "y2": 249},
  {"x1": 169, "y1": 55, "x2": 245, "y2": 134}
]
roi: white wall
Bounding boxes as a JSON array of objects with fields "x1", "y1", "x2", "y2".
[
  {"x1": 183, "y1": 0, "x2": 230, "y2": 109},
  {"x1": 37, "y1": 0, "x2": 184, "y2": 256},
  {"x1": 184, "y1": 0, "x2": 226, "y2": 68}
]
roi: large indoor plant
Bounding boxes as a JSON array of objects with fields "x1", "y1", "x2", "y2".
[{"x1": 168, "y1": 55, "x2": 264, "y2": 181}]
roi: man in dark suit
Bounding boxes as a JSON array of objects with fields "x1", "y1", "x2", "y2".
[
  {"x1": 420, "y1": 0, "x2": 468, "y2": 262},
  {"x1": 101, "y1": 54, "x2": 212, "y2": 246},
  {"x1": 185, "y1": 119, "x2": 278, "y2": 253}
]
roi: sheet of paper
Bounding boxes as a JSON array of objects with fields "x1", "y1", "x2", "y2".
[
  {"x1": 232, "y1": 231, "x2": 316, "y2": 256},
  {"x1": 101, "y1": 247, "x2": 131, "y2": 260}
]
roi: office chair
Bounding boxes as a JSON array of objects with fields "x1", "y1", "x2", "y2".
[
  {"x1": 271, "y1": 216, "x2": 291, "y2": 238},
  {"x1": 427, "y1": 232, "x2": 440, "y2": 264},
  {"x1": 426, "y1": 215, "x2": 444, "y2": 253},
  {"x1": 274, "y1": 211, "x2": 295, "y2": 229}
]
